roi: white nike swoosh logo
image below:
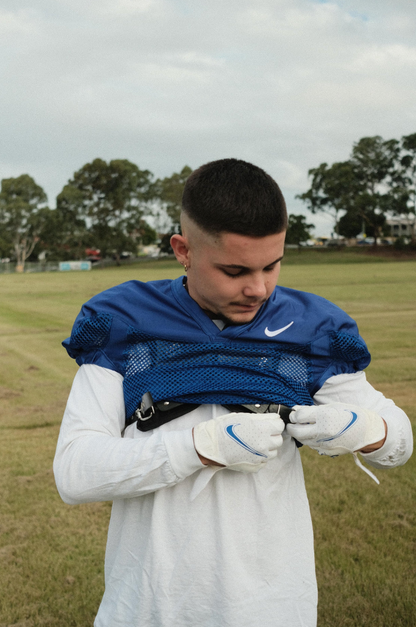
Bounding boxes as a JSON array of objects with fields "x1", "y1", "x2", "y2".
[{"x1": 264, "y1": 321, "x2": 294, "y2": 337}]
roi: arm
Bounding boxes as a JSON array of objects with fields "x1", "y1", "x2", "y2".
[
  {"x1": 53, "y1": 364, "x2": 204, "y2": 504},
  {"x1": 312, "y1": 371, "x2": 413, "y2": 468}
]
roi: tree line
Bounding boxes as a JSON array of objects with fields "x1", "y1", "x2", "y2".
[
  {"x1": 1, "y1": 133, "x2": 415, "y2": 270},
  {"x1": 0, "y1": 159, "x2": 193, "y2": 270},
  {"x1": 298, "y1": 133, "x2": 416, "y2": 242}
]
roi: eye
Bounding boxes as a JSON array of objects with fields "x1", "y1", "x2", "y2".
[
  {"x1": 222, "y1": 268, "x2": 244, "y2": 278},
  {"x1": 264, "y1": 264, "x2": 277, "y2": 273}
]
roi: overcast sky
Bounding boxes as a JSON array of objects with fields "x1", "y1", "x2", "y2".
[{"x1": 1, "y1": 0, "x2": 416, "y2": 235}]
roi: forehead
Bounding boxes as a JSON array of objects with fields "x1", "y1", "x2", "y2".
[{"x1": 198, "y1": 230, "x2": 286, "y2": 267}]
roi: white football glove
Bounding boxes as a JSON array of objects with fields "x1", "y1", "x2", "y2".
[
  {"x1": 193, "y1": 412, "x2": 285, "y2": 472},
  {"x1": 286, "y1": 402, "x2": 386, "y2": 456}
]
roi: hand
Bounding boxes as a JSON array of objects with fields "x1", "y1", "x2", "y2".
[
  {"x1": 193, "y1": 412, "x2": 285, "y2": 472},
  {"x1": 286, "y1": 402, "x2": 386, "y2": 456}
]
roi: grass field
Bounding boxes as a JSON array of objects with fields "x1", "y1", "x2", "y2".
[{"x1": 0, "y1": 254, "x2": 415, "y2": 626}]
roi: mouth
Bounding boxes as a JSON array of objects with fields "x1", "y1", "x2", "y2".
[{"x1": 232, "y1": 301, "x2": 264, "y2": 312}]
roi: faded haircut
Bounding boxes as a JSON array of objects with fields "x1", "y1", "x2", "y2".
[{"x1": 181, "y1": 158, "x2": 287, "y2": 237}]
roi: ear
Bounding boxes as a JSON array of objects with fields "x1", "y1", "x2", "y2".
[{"x1": 170, "y1": 233, "x2": 190, "y2": 267}]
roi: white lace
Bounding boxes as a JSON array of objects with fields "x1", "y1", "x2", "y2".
[{"x1": 353, "y1": 452, "x2": 380, "y2": 485}]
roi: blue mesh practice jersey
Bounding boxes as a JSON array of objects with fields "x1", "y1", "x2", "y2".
[{"x1": 63, "y1": 277, "x2": 371, "y2": 420}]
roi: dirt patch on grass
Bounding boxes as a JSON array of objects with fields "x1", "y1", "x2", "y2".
[{"x1": 0, "y1": 387, "x2": 22, "y2": 399}]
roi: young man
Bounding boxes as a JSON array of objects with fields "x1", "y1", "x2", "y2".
[{"x1": 54, "y1": 159, "x2": 412, "y2": 627}]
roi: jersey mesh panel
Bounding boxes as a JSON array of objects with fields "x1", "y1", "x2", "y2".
[
  {"x1": 329, "y1": 331, "x2": 369, "y2": 363},
  {"x1": 69, "y1": 314, "x2": 113, "y2": 350},
  {"x1": 123, "y1": 329, "x2": 314, "y2": 418}
]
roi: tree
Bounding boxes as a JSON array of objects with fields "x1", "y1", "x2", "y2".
[
  {"x1": 158, "y1": 232, "x2": 175, "y2": 255},
  {"x1": 285, "y1": 214, "x2": 314, "y2": 245},
  {"x1": 349, "y1": 136, "x2": 404, "y2": 241},
  {"x1": 61, "y1": 159, "x2": 155, "y2": 262},
  {"x1": 296, "y1": 160, "x2": 357, "y2": 237},
  {"x1": 38, "y1": 186, "x2": 91, "y2": 260},
  {"x1": 0, "y1": 175, "x2": 48, "y2": 271},
  {"x1": 154, "y1": 166, "x2": 192, "y2": 232},
  {"x1": 337, "y1": 211, "x2": 363, "y2": 239},
  {"x1": 297, "y1": 136, "x2": 405, "y2": 244},
  {"x1": 399, "y1": 133, "x2": 416, "y2": 241},
  {"x1": 137, "y1": 220, "x2": 157, "y2": 246}
]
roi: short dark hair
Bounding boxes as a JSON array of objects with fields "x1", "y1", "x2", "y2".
[{"x1": 182, "y1": 158, "x2": 287, "y2": 236}]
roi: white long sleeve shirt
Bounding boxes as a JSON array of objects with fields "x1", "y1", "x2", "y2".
[{"x1": 54, "y1": 365, "x2": 412, "y2": 627}]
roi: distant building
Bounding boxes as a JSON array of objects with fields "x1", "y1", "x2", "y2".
[{"x1": 386, "y1": 217, "x2": 415, "y2": 239}]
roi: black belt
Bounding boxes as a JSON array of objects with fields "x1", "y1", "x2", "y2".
[{"x1": 126, "y1": 392, "x2": 293, "y2": 432}]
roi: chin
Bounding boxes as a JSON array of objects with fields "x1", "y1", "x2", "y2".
[{"x1": 222, "y1": 310, "x2": 259, "y2": 326}]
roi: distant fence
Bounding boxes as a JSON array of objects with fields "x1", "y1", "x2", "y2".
[
  {"x1": 0, "y1": 261, "x2": 60, "y2": 274},
  {"x1": 0, "y1": 255, "x2": 171, "y2": 275}
]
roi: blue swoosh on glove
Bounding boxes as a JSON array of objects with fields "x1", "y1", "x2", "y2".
[
  {"x1": 225, "y1": 424, "x2": 267, "y2": 457},
  {"x1": 316, "y1": 411, "x2": 358, "y2": 443}
]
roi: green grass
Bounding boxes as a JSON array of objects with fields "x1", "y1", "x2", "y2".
[{"x1": 0, "y1": 257, "x2": 415, "y2": 626}]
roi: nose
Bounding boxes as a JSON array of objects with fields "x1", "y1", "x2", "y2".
[{"x1": 242, "y1": 274, "x2": 268, "y2": 300}]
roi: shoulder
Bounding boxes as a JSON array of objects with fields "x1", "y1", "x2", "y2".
[
  {"x1": 252, "y1": 286, "x2": 370, "y2": 369},
  {"x1": 62, "y1": 278, "x2": 182, "y2": 368},
  {"x1": 81, "y1": 279, "x2": 174, "y2": 321},
  {"x1": 265, "y1": 286, "x2": 358, "y2": 337},
  {"x1": 269, "y1": 285, "x2": 345, "y2": 312}
]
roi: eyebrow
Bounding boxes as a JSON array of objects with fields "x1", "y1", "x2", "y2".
[{"x1": 217, "y1": 256, "x2": 284, "y2": 270}]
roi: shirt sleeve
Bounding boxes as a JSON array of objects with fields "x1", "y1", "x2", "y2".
[
  {"x1": 53, "y1": 364, "x2": 204, "y2": 505},
  {"x1": 312, "y1": 371, "x2": 413, "y2": 469}
]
